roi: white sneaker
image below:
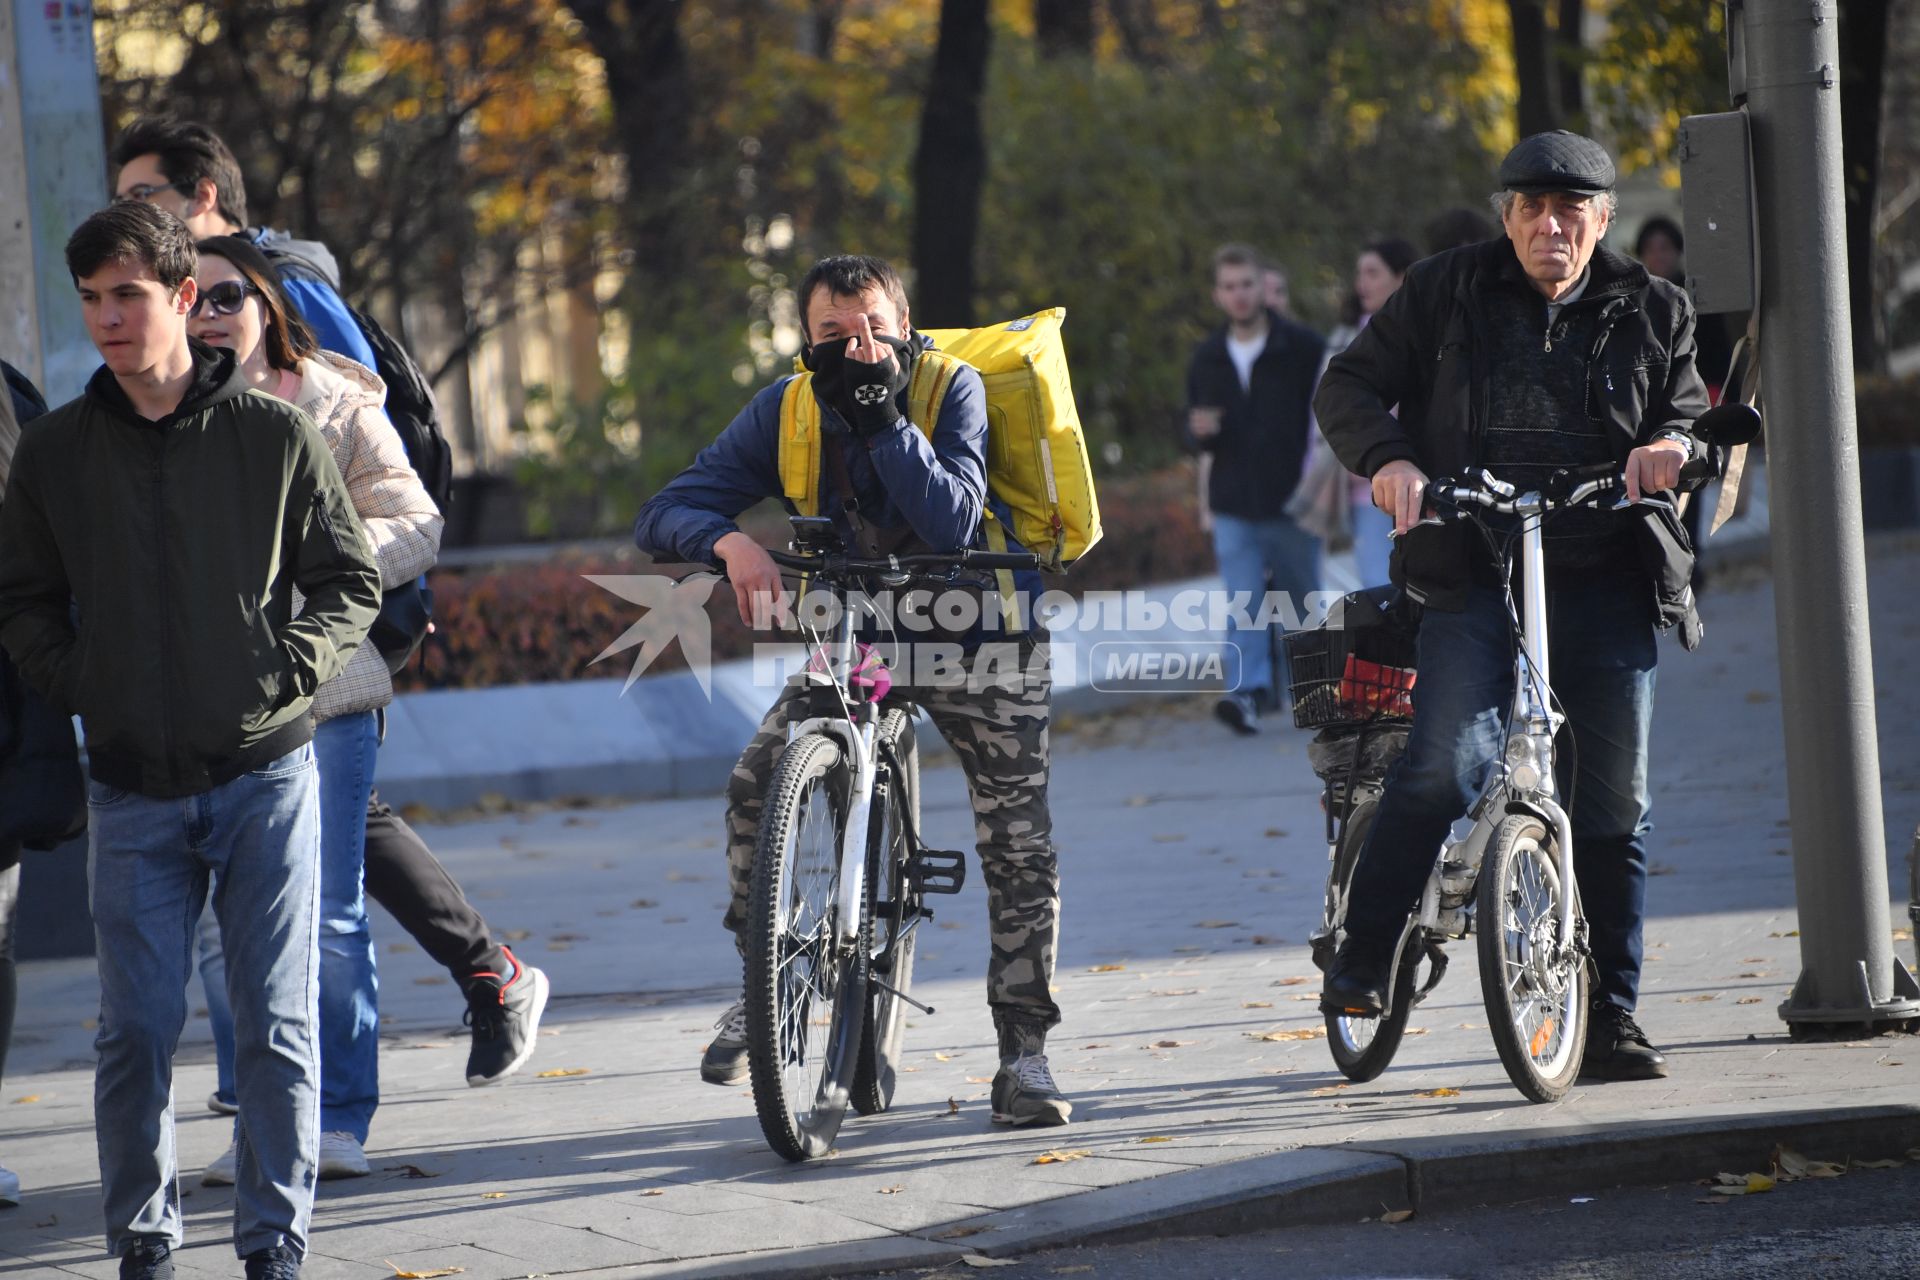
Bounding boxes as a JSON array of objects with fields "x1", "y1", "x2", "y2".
[
  {"x1": 318, "y1": 1131, "x2": 370, "y2": 1179},
  {"x1": 0, "y1": 1164, "x2": 19, "y2": 1206},
  {"x1": 207, "y1": 1090, "x2": 238, "y2": 1116},
  {"x1": 201, "y1": 1140, "x2": 238, "y2": 1187}
]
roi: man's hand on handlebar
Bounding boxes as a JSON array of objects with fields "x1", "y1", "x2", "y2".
[
  {"x1": 713, "y1": 531, "x2": 789, "y2": 629},
  {"x1": 1623, "y1": 439, "x2": 1687, "y2": 504},
  {"x1": 1372, "y1": 459, "x2": 1431, "y2": 536}
]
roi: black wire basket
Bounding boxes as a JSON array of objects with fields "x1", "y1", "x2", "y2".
[{"x1": 1284, "y1": 624, "x2": 1418, "y2": 730}]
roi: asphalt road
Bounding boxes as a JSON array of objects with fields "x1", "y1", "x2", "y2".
[{"x1": 886, "y1": 1160, "x2": 1920, "y2": 1280}]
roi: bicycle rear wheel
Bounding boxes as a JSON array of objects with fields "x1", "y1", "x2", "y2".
[
  {"x1": 1476, "y1": 813, "x2": 1588, "y2": 1102},
  {"x1": 746, "y1": 732, "x2": 868, "y2": 1160},
  {"x1": 1321, "y1": 800, "x2": 1419, "y2": 1081},
  {"x1": 853, "y1": 709, "x2": 919, "y2": 1116}
]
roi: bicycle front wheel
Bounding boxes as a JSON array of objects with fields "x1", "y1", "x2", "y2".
[
  {"x1": 746, "y1": 732, "x2": 868, "y2": 1161},
  {"x1": 853, "y1": 709, "x2": 920, "y2": 1116},
  {"x1": 1476, "y1": 813, "x2": 1588, "y2": 1102}
]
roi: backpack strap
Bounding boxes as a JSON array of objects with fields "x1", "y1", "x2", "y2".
[
  {"x1": 778, "y1": 375, "x2": 824, "y2": 517},
  {"x1": 905, "y1": 348, "x2": 963, "y2": 434}
]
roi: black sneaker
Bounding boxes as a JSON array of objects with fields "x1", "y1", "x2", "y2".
[
  {"x1": 700, "y1": 998, "x2": 750, "y2": 1085},
  {"x1": 1318, "y1": 940, "x2": 1392, "y2": 1018},
  {"x1": 1214, "y1": 691, "x2": 1260, "y2": 735},
  {"x1": 119, "y1": 1237, "x2": 173, "y2": 1280},
  {"x1": 462, "y1": 947, "x2": 550, "y2": 1086},
  {"x1": 1580, "y1": 1004, "x2": 1669, "y2": 1081},
  {"x1": 991, "y1": 1053, "x2": 1072, "y2": 1127},
  {"x1": 243, "y1": 1243, "x2": 301, "y2": 1280}
]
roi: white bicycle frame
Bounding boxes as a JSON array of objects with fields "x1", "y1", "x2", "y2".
[{"x1": 785, "y1": 589, "x2": 883, "y2": 956}]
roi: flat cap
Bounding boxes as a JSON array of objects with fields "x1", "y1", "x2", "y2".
[{"x1": 1498, "y1": 130, "x2": 1616, "y2": 195}]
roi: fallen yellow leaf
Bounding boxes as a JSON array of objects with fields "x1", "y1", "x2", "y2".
[
  {"x1": 1380, "y1": 1208, "x2": 1414, "y2": 1223},
  {"x1": 1032, "y1": 1149, "x2": 1093, "y2": 1164},
  {"x1": 536, "y1": 1068, "x2": 590, "y2": 1078},
  {"x1": 1242, "y1": 1000, "x2": 1274, "y2": 1009},
  {"x1": 934, "y1": 1052, "x2": 957, "y2": 1061},
  {"x1": 947, "y1": 1098, "x2": 961, "y2": 1115},
  {"x1": 1087, "y1": 964, "x2": 1127, "y2": 973},
  {"x1": 878, "y1": 1185, "x2": 905, "y2": 1194},
  {"x1": 479, "y1": 1192, "x2": 507, "y2": 1200},
  {"x1": 966, "y1": 1075, "x2": 995, "y2": 1083},
  {"x1": 1080, "y1": 1043, "x2": 1112, "y2": 1049},
  {"x1": 640, "y1": 1189, "x2": 666, "y2": 1196},
  {"x1": 385, "y1": 1264, "x2": 466, "y2": 1279},
  {"x1": 1274, "y1": 976, "x2": 1312, "y2": 986},
  {"x1": 1247, "y1": 1027, "x2": 1325, "y2": 1042},
  {"x1": 1137, "y1": 1135, "x2": 1175, "y2": 1144},
  {"x1": 12, "y1": 1095, "x2": 39, "y2": 1104},
  {"x1": 1737, "y1": 997, "x2": 1764, "y2": 1005},
  {"x1": 1414, "y1": 1087, "x2": 1463, "y2": 1098},
  {"x1": 1195, "y1": 920, "x2": 1240, "y2": 929},
  {"x1": 1310, "y1": 1084, "x2": 1350, "y2": 1097}
]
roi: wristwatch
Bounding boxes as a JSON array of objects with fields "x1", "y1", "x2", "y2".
[{"x1": 1652, "y1": 429, "x2": 1696, "y2": 461}]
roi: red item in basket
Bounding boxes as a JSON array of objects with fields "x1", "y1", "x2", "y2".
[{"x1": 1340, "y1": 653, "x2": 1415, "y2": 717}]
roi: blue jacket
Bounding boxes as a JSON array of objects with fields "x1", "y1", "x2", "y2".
[
  {"x1": 632, "y1": 345, "x2": 1043, "y2": 639},
  {"x1": 246, "y1": 228, "x2": 379, "y2": 370}
]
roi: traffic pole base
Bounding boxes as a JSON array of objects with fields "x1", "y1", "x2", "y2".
[{"x1": 1778, "y1": 957, "x2": 1920, "y2": 1040}]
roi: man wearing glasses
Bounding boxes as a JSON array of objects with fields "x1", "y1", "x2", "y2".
[{"x1": 110, "y1": 119, "x2": 376, "y2": 372}]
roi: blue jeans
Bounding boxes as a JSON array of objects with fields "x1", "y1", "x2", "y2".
[
  {"x1": 1351, "y1": 501, "x2": 1395, "y2": 590},
  {"x1": 87, "y1": 742, "x2": 321, "y2": 1261},
  {"x1": 201, "y1": 713, "x2": 381, "y2": 1141},
  {"x1": 1344, "y1": 576, "x2": 1658, "y2": 1011},
  {"x1": 1210, "y1": 512, "x2": 1323, "y2": 697}
]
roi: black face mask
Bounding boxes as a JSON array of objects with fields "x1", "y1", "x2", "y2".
[{"x1": 803, "y1": 332, "x2": 917, "y2": 425}]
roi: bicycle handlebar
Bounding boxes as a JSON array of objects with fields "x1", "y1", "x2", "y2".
[{"x1": 764, "y1": 546, "x2": 1039, "y2": 576}]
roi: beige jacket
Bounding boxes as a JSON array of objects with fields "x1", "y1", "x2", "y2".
[{"x1": 291, "y1": 352, "x2": 443, "y2": 721}]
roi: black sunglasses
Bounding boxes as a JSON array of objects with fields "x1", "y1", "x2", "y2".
[{"x1": 189, "y1": 280, "x2": 260, "y2": 319}]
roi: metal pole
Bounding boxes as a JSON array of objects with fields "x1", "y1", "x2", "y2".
[{"x1": 1742, "y1": 0, "x2": 1920, "y2": 1031}]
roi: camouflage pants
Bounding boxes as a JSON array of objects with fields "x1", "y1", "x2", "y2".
[{"x1": 724, "y1": 638, "x2": 1059, "y2": 1050}]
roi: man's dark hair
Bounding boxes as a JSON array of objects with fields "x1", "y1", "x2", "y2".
[
  {"x1": 1634, "y1": 215, "x2": 1684, "y2": 259},
  {"x1": 110, "y1": 116, "x2": 249, "y2": 229},
  {"x1": 1423, "y1": 207, "x2": 1495, "y2": 255},
  {"x1": 798, "y1": 255, "x2": 910, "y2": 339},
  {"x1": 67, "y1": 201, "x2": 197, "y2": 290}
]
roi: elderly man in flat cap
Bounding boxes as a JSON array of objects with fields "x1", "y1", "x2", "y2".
[{"x1": 1312, "y1": 130, "x2": 1712, "y2": 1081}]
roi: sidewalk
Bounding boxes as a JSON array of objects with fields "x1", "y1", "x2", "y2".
[{"x1": 4, "y1": 524, "x2": 1916, "y2": 1280}]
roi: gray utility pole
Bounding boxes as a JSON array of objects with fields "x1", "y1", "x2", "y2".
[
  {"x1": 1739, "y1": 0, "x2": 1920, "y2": 1032},
  {"x1": 1, "y1": 0, "x2": 108, "y2": 403}
]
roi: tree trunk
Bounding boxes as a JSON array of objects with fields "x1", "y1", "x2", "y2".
[
  {"x1": 1034, "y1": 0, "x2": 1094, "y2": 59},
  {"x1": 912, "y1": 0, "x2": 993, "y2": 327},
  {"x1": 1554, "y1": 0, "x2": 1585, "y2": 126},
  {"x1": 1839, "y1": 0, "x2": 1890, "y2": 371},
  {"x1": 1507, "y1": 0, "x2": 1557, "y2": 138},
  {"x1": 567, "y1": 0, "x2": 693, "y2": 286}
]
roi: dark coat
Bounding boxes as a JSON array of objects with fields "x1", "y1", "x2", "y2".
[{"x1": 1314, "y1": 238, "x2": 1712, "y2": 632}]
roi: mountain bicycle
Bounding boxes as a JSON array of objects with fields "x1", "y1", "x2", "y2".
[
  {"x1": 1295, "y1": 445, "x2": 1731, "y2": 1101},
  {"x1": 722, "y1": 518, "x2": 1037, "y2": 1161}
]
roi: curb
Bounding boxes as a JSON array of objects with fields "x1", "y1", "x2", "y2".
[{"x1": 615, "y1": 1103, "x2": 1920, "y2": 1278}]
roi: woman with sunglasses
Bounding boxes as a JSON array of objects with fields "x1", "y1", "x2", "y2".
[{"x1": 187, "y1": 235, "x2": 443, "y2": 1183}]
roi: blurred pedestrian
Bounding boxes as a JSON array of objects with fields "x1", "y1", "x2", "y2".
[
  {"x1": 0, "y1": 201, "x2": 383, "y2": 1279},
  {"x1": 1291, "y1": 238, "x2": 1420, "y2": 588},
  {"x1": 1424, "y1": 207, "x2": 1496, "y2": 256},
  {"x1": 1184, "y1": 244, "x2": 1325, "y2": 734},
  {"x1": 108, "y1": 120, "x2": 549, "y2": 1093}
]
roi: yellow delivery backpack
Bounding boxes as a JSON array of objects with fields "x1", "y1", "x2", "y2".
[{"x1": 776, "y1": 307, "x2": 1102, "y2": 574}]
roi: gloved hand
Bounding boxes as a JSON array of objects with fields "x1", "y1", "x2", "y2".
[{"x1": 805, "y1": 316, "x2": 915, "y2": 438}]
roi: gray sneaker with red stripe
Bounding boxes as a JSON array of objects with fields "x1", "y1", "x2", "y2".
[{"x1": 462, "y1": 947, "x2": 550, "y2": 1086}]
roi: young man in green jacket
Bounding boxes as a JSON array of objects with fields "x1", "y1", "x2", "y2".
[{"x1": 0, "y1": 202, "x2": 381, "y2": 1280}]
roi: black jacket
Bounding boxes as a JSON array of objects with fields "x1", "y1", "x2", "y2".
[
  {"x1": 1314, "y1": 239, "x2": 1712, "y2": 632},
  {"x1": 1184, "y1": 311, "x2": 1325, "y2": 519},
  {"x1": 0, "y1": 344, "x2": 382, "y2": 798}
]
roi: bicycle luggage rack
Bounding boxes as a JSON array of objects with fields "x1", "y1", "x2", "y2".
[{"x1": 909, "y1": 848, "x2": 967, "y2": 896}]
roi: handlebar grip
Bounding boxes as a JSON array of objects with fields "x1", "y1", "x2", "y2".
[{"x1": 961, "y1": 551, "x2": 1039, "y2": 571}]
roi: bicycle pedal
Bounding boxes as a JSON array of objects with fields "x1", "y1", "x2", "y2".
[{"x1": 909, "y1": 849, "x2": 968, "y2": 895}]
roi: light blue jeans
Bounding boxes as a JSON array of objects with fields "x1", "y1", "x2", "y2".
[
  {"x1": 87, "y1": 742, "x2": 321, "y2": 1261},
  {"x1": 200, "y1": 712, "x2": 381, "y2": 1141},
  {"x1": 1210, "y1": 512, "x2": 1324, "y2": 697},
  {"x1": 1351, "y1": 501, "x2": 1396, "y2": 590}
]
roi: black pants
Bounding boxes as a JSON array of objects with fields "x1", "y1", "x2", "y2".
[{"x1": 363, "y1": 791, "x2": 507, "y2": 981}]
